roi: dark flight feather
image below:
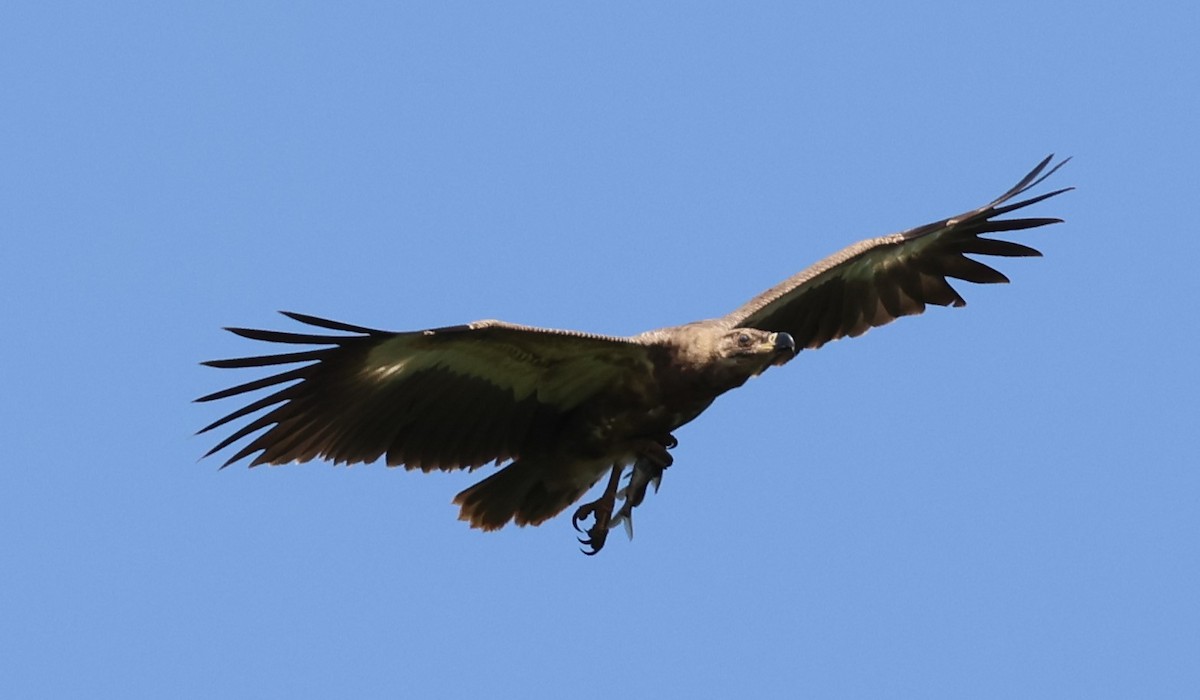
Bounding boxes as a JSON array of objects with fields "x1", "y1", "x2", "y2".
[{"x1": 721, "y1": 155, "x2": 1070, "y2": 350}]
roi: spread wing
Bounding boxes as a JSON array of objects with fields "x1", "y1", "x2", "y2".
[
  {"x1": 720, "y1": 155, "x2": 1071, "y2": 350},
  {"x1": 196, "y1": 311, "x2": 654, "y2": 471}
]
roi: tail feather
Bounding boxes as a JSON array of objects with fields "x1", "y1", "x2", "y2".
[{"x1": 453, "y1": 460, "x2": 588, "y2": 530}]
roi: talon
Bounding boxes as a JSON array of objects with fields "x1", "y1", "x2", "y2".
[
  {"x1": 576, "y1": 525, "x2": 604, "y2": 554},
  {"x1": 572, "y1": 503, "x2": 595, "y2": 533},
  {"x1": 571, "y1": 465, "x2": 623, "y2": 555},
  {"x1": 578, "y1": 527, "x2": 609, "y2": 555}
]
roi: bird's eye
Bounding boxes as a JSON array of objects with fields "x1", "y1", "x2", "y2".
[{"x1": 737, "y1": 333, "x2": 751, "y2": 347}]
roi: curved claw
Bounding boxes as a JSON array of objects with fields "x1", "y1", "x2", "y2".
[
  {"x1": 572, "y1": 503, "x2": 595, "y2": 534},
  {"x1": 571, "y1": 465, "x2": 623, "y2": 555},
  {"x1": 576, "y1": 512, "x2": 611, "y2": 554},
  {"x1": 578, "y1": 527, "x2": 609, "y2": 555}
]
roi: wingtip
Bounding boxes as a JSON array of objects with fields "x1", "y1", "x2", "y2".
[
  {"x1": 1029, "y1": 155, "x2": 1071, "y2": 190},
  {"x1": 196, "y1": 453, "x2": 234, "y2": 470}
]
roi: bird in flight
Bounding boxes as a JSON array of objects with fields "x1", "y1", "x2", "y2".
[{"x1": 198, "y1": 156, "x2": 1070, "y2": 554}]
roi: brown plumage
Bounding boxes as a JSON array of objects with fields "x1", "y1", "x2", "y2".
[{"x1": 197, "y1": 155, "x2": 1070, "y2": 553}]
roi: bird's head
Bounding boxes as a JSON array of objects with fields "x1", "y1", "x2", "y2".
[
  {"x1": 649, "y1": 323, "x2": 797, "y2": 392},
  {"x1": 716, "y1": 328, "x2": 797, "y2": 372}
]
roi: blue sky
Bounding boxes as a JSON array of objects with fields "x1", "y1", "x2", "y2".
[{"x1": 4, "y1": 2, "x2": 1198, "y2": 697}]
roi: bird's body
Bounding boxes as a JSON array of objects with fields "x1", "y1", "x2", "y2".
[{"x1": 198, "y1": 156, "x2": 1070, "y2": 552}]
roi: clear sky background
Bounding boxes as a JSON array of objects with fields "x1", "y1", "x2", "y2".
[{"x1": 4, "y1": 2, "x2": 1198, "y2": 698}]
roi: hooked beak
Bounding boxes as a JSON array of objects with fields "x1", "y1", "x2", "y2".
[{"x1": 769, "y1": 332, "x2": 797, "y2": 365}]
